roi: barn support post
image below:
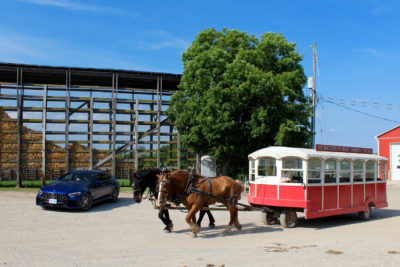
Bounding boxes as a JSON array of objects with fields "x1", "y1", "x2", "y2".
[
  {"x1": 41, "y1": 85, "x2": 48, "y2": 186},
  {"x1": 157, "y1": 77, "x2": 161, "y2": 168},
  {"x1": 134, "y1": 99, "x2": 139, "y2": 171},
  {"x1": 111, "y1": 73, "x2": 118, "y2": 177},
  {"x1": 108, "y1": 101, "x2": 112, "y2": 152},
  {"x1": 130, "y1": 91, "x2": 135, "y2": 173},
  {"x1": 65, "y1": 70, "x2": 71, "y2": 173},
  {"x1": 16, "y1": 67, "x2": 23, "y2": 187},
  {"x1": 89, "y1": 91, "x2": 94, "y2": 170}
]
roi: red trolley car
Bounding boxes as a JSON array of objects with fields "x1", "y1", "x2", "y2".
[{"x1": 248, "y1": 145, "x2": 388, "y2": 228}]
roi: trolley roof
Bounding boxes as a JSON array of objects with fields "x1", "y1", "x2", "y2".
[{"x1": 248, "y1": 146, "x2": 387, "y2": 162}]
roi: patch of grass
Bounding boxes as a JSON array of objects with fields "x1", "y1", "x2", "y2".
[
  {"x1": 118, "y1": 179, "x2": 131, "y2": 187},
  {"x1": 0, "y1": 180, "x2": 55, "y2": 188}
]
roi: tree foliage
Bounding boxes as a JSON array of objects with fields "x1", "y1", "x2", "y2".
[{"x1": 166, "y1": 28, "x2": 311, "y2": 175}]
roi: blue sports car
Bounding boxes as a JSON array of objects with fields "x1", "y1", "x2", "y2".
[{"x1": 36, "y1": 170, "x2": 120, "y2": 211}]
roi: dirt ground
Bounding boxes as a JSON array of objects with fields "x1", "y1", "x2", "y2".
[{"x1": 1, "y1": 182, "x2": 400, "y2": 267}]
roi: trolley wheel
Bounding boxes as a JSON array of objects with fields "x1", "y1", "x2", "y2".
[
  {"x1": 261, "y1": 211, "x2": 278, "y2": 225},
  {"x1": 359, "y1": 205, "x2": 372, "y2": 220},
  {"x1": 280, "y1": 209, "x2": 297, "y2": 228}
]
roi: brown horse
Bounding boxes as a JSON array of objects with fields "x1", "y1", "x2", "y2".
[{"x1": 158, "y1": 170, "x2": 244, "y2": 237}]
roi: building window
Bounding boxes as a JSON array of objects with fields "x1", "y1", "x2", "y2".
[
  {"x1": 258, "y1": 158, "x2": 276, "y2": 176},
  {"x1": 281, "y1": 158, "x2": 303, "y2": 183},
  {"x1": 366, "y1": 161, "x2": 376, "y2": 181},
  {"x1": 339, "y1": 160, "x2": 351, "y2": 183},
  {"x1": 325, "y1": 159, "x2": 337, "y2": 183},
  {"x1": 353, "y1": 160, "x2": 364, "y2": 182},
  {"x1": 308, "y1": 158, "x2": 322, "y2": 184}
]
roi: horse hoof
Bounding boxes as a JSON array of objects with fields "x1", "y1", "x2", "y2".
[
  {"x1": 191, "y1": 232, "x2": 198, "y2": 238},
  {"x1": 163, "y1": 226, "x2": 171, "y2": 233},
  {"x1": 222, "y1": 226, "x2": 232, "y2": 236},
  {"x1": 209, "y1": 223, "x2": 216, "y2": 229},
  {"x1": 235, "y1": 224, "x2": 242, "y2": 231},
  {"x1": 193, "y1": 224, "x2": 200, "y2": 233},
  {"x1": 168, "y1": 222, "x2": 173, "y2": 231}
]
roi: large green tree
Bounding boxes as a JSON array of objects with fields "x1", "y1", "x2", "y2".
[{"x1": 166, "y1": 28, "x2": 311, "y2": 175}]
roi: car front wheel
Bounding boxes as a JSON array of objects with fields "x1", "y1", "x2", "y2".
[
  {"x1": 111, "y1": 187, "x2": 119, "y2": 202},
  {"x1": 80, "y1": 193, "x2": 92, "y2": 211}
]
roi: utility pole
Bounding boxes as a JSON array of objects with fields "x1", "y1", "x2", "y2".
[{"x1": 311, "y1": 42, "x2": 316, "y2": 149}]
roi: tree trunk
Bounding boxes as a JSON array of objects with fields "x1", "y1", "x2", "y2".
[{"x1": 220, "y1": 156, "x2": 231, "y2": 176}]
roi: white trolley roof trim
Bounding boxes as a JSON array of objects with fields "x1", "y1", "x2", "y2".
[{"x1": 248, "y1": 146, "x2": 388, "y2": 162}]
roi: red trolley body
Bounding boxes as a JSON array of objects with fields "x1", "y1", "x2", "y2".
[{"x1": 248, "y1": 145, "x2": 388, "y2": 227}]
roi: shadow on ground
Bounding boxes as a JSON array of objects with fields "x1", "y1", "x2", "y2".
[
  {"x1": 40, "y1": 196, "x2": 134, "y2": 213},
  {"x1": 296, "y1": 208, "x2": 400, "y2": 230},
  {"x1": 171, "y1": 222, "x2": 283, "y2": 238}
]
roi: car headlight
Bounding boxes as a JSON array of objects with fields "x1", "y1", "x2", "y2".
[
  {"x1": 68, "y1": 192, "x2": 82, "y2": 197},
  {"x1": 37, "y1": 189, "x2": 43, "y2": 195}
]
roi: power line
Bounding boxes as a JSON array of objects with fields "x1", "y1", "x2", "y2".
[
  {"x1": 320, "y1": 97, "x2": 400, "y2": 124},
  {"x1": 321, "y1": 97, "x2": 400, "y2": 110}
]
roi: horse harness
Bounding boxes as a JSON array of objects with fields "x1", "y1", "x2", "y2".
[{"x1": 181, "y1": 174, "x2": 241, "y2": 206}]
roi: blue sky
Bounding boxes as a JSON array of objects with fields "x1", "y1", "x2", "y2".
[{"x1": 1, "y1": 0, "x2": 400, "y2": 152}]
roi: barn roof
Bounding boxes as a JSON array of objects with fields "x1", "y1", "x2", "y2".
[{"x1": 376, "y1": 125, "x2": 400, "y2": 139}]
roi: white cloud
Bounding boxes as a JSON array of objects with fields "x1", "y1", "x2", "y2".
[
  {"x1": 359, "y1": 48, "x2": 398, "y2": 60},
  {"x1": 20, "y1": 0, "x2": 133, "y2": 16},
  {"x1": 372, "y1": 6, "x2": 390, "y2": 16},
  {"x1": 115, "y1": 31, "x2": 190, "y2": 51},
  {"x1": 0, "y1": 31, "x2": 152, "y2": 71},
  {"x1": 363, "y1": 48, "x2": 387, "y2": 57}
]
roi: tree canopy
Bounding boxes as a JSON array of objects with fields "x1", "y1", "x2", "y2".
[{"x1": 166, "y1": 28, "x2": 311, "y2": 175}]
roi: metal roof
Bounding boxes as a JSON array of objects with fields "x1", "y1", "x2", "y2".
[
  {"x1": 248, "y1": 146, "x2": 387, "y2": 161},
  {"x1": 0, "y1": 62, "x2": 181, "y2": 90}
]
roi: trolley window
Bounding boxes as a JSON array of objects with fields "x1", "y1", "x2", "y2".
[
  {"x1": 378, "y1": 161, "x2": 386, "y2": 181},
  {"x1": 250, "y1": 160, "x2": 255, "y2": 181},
  {"x1": 339, "y1": 160, "x2": 351, "y2": 183},
  {"x1": 282, "y1": 158, "x2": 303, "y2": 183},
  {"x1": 325, "y1": 159, "x2": 337, "y2": 183},
  {"x1": 353, "y1": 160, "x2": 364, "y2": 182},
  {"x1": 308, "y1": 158, "x2": 322, "y2": 184},
  {"x1": 258, "y1": 158, "x2": 276, "y2": 176},
  {"x1": 366, "y1": 161, "x2": 376, "y2": 181}
]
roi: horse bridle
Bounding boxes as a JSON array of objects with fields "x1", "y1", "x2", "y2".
[{"x1": 157, "y1": 173, "x2": 171, "y2": 204}]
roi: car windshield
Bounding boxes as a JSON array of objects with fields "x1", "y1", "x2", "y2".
[{"x1": 59, "y1": 173, "x2": 96, "y2": 183}]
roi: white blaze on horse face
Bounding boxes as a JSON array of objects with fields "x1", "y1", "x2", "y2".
[{"x1": 157, "y1": 176, "x2": 164, "y2": 203}]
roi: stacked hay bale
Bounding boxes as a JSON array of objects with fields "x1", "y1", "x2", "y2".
[
  {"x1": 0, "y1": 109, "x2": 18, "y2": 170},
  {"x1": 0, "y1": 108, "x2": 134, "y2": 180},
  {"x1": 68, "y1": 142, "x2": 90, "y2": 169}
]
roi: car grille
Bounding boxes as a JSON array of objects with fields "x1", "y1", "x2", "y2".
[{"x1": 42, "y1": 192, "x2": 68, "y2": 201}]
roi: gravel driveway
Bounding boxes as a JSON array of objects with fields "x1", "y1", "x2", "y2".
[{"x1": 1, "y1": 182, "x2": 400, "y2": 267}]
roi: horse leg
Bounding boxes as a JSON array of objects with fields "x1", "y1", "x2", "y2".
[
  {"x1": 206, "y1": 210, "x2": 216, "y2": 228},
  {"x1": 222, "y1": 204, "x2": 239, "y2": 236},
  {"x1": 196, "y1": 210, "x2": 206, "y2": 227},
  {"x1": 158, "y1": 209, "x2": 173, "y2": 232},
  {"x1": 233, "y1": 208, "x2": 241, "y2": 230},
  {"x1": 186, "y1": 206, "x2": 201, "y2": 238},
  {"x1": 164, "y1": 210, "x2": 173, "y2": 231}
]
